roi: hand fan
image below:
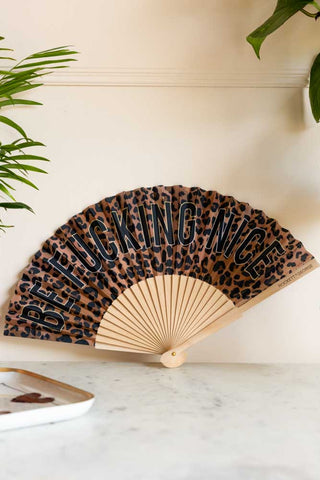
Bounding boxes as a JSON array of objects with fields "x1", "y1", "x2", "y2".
[{"x1": 4, "y1": 185, "x2": 318, "y2": 367}]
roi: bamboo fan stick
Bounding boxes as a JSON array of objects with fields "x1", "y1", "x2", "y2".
[
  {"x1": 99, "y1": 314, "x2": 161, "y2": 351},
  {"x1": 104, "y1": 300, "x2": 161, "y2": 349},
  {"x1": 146, "y1": 277, "x2": 169, "y2": 346},
  {"x1": 119, "y1": 288, "x2": 164, "y2": 347},
  {"x1": 173, "y1": 282, "x2": 213, "y2": 343},
  {"x1": 130, "y1": 283, "x2": 166, "y2": 346},
  {"x1": 160, "y1": 308, "x2": 241, "y2": 367},
  {"x1": 155, "y1": 276, "x2": 170, "y2": 344},
  {"x1": 95, "y1": 340, "x2": 156, "y2": 354},
  {"x1": 177, "y1": 296, "x2": 233, "y2": 346},
  {"x1": 171, "y1": 275, "x2": 189, "y2": 341}
]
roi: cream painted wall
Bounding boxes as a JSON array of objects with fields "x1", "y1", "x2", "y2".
[{"x1": 0, "y1": 1, "x2": 319, "y2": 363}]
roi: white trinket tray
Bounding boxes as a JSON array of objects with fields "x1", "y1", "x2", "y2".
[{"x1": 0, "y1": 368, "x2": 94, "y2": 431}]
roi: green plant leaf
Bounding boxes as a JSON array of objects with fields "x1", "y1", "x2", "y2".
[
  {"x1": 0, "y1": 99, "x2": 42, "y2": 108},
  {"x1": 2, "y1": 154, "x2": 49, "y2": 161},
  {"x1": 0, "y1": 178, "x2": 15, "y2": 190},
  {"x1": 0, "y1": 224, "x2": 13, "y2": 229},
  {"x1": 0, "y1": 172, "x2": 39, "y2": 189},
  {"x1": 247, "y1": 0, "x2": 312, "y2": 58},
  {"x1": 0, "y1": 72, "x2": 43, "y2": 94},
  {"x1": 28, "y1": 50, "x2": 78, "y2": 59},
  {"x1": 0, "y1": 115, "x2": 27, "y2": 138},
  {"x1": 0, "y1": 83, "x2": 43, "y2": 98},
  {"x1": 26, "y1": 45, "x2": 72, "y2": 55},
  {"x1": 0, "y1": 182, "x2": 15, "y2": 200},
  {"x1": 0, "y1": 141, "x2": 45, "y2": 151},
  {"x1": 14, "y1": 58, "x2": 77, "y2": 69},
  {"x1": 309, "y1": 53, "x2": 320, "y2": 122},
  {"x1": 0, "y1": 201, "x2": 33, "y2": 212},
  {"x1": 0, "y1": 67, "x2": 40, "y2": 79},
  {"x1": 0, "y1": 164, "x2": 47, "y2": 173}
]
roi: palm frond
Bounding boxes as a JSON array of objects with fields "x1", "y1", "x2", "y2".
[{"x1": 0, "y1": 36, "x2": 77, "y2": 231}]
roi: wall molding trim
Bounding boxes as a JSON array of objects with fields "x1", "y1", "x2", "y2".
[{"x1": 43, "y1": 67, "x2": 309, "y2": 88}]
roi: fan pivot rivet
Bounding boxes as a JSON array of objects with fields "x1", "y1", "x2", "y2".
[{"x1": 172, "y1": 352, "x2": 176, "y2": 356}]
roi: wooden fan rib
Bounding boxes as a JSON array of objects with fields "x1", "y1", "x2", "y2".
[
  {"x1": 172, "y1": 279, "x2": 208, "y2": 345},
  {"x1": 171, "y1": 276, "x2": 196, "y2": 344},
  {"x1": 98, "y1": 325, "x2": 157, "y2": 351},
  {"x1": 181, "y1": 279, "x2": 203, "y2": 325},
  {"x1": 137, "y1": 280, "x2": 165, "y2": 345},
  {"x1": 95, "y1": 341, "x2": 155, "y2": 354},
  {"x1": 193, "y1": 289, "x2": 223, "y2": 323},
  {"x1": 140, "y1": 277, "x2": 166, "y2": 343},
  {"x1": 164, "y1": 275, "x2": 173, "y2": 340},
  {"x1": 179, "y1": 295, "x2": 233, "y2": 342},
  {"x1": 100, "y1": 313, "x2": 161, "y2": 351},
  {"x1": 170, "y1": 274, "x2": 188, "y2": 341},
  {"x1": 179, "y1": 300, "x2": 235, "y2": 345},
  {"x1": 146, "y1": 277, "x2": 169, "y2": 347},
  {"x1": 175, "y1": 287, "x2": 225, "y2": 343},
  {"x1": 117, "y1": 291, "x2": 164, "y2": 350},
  {"x1": 96, "y1": 328, "x2": 159, "y2": 353},
  {"x1": 154, "y1": 275, "x2": 168, "y2": 339},
  {"x1": 103, "y1": 305, "x2": 155, "y2": 348},
  {"x1": 95, "y1": 334, "x2": 156, "y2": 353},
  {"x1": 112, "y1": 292, "x2": 163, "y2": 349},
  {"x1": 175, "y1": 281, "x2": 212, "y2": 340},
  {"x1": 134, "y1": 281, "x2": 168, "y2": 347},
  {"x1": 128, "y1": 284, "x2": 167, "y2": 348},
  {"x1": 170, "y1": 275, "x2": 180, "y2": 339},
  {"x1": 154, "y1": 276, "x2": 170, "y2": 345},
  {"x1": 175, "y1": 302, "x2": 238, "y2": 355}
]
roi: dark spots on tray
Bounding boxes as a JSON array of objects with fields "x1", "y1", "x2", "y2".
[{"x1": 11, "y1": 392, "x2": 55, "y2": 403}]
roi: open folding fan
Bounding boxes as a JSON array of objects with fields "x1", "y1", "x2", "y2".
[{"x1": 4, "y1": 185, "x2": 318, "y2": 367}]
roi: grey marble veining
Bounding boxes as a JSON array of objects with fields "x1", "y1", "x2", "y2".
[{"x1": 0, "y1": 362, "x2": 319, "y2": 480}]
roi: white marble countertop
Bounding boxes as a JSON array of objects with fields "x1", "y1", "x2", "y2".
[{"x1": 0, "y1": 362, "x2": 319, "y2": 480}]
